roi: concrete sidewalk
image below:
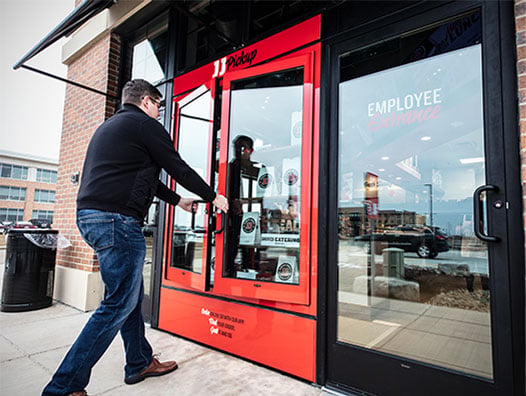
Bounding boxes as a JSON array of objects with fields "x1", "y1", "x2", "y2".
[{"x1": 0, "y1": 248, "x2": 336, "y2": 396}]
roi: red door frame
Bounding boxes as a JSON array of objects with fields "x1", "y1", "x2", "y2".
[
  {"x1": 213, "y1": 53, "x2": 314, "y2": 305},
  {"x1": 161, "y1": 16, "x2": 321, "y2": 316}
]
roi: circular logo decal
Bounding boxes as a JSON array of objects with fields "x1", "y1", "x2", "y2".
[
  {"x1": 277, "y1": 263, "x2": 293, "y2": 281},
  {"x1": 292, "y1": 121, "x2": 302, "y2": 139},
  {"x1": 258, "y1": 173, "x2": 272, "y2": 189},
  {"x1": 284, "y1": 169, "x2": 299, "y2": 186},
  {"x1": 242, "y1": 218, "x2": 256, "y2": 234}
]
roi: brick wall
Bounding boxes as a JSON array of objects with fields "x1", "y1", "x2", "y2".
[
  {"x1": 54, "y1": 32, "x2": 120, "y2": 272},
  {"x1": 517, "y1": 1, "x2": 526, "y2": 234}
]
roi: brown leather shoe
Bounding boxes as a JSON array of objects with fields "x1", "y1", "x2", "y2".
[
  {"x1": 67, "y1": 391, "x2": 88, "y2": 396},
  {"x1": 124, "y1": 356, "x2": 178, "y2": 385}
]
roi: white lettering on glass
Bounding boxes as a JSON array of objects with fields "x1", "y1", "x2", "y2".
[{"x1": 367, "y1": 88, "x2": 442, "y2": 117}]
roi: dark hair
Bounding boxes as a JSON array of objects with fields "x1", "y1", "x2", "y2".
[
  {"x1": 122, "y1": 79, "x2": 162, "y2": 105},
  {"x1": 232, "y1": 135, "x2": 253, "y2": 158}
]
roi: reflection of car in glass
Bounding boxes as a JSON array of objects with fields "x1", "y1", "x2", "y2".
[{"x1": 355, "y1": 225, "x2": 449, "y2": 258}]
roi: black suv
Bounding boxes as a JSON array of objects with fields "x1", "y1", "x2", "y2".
[
  {"x1": 355, "y1": 225, "x2": 449, "y2": 258},
  {"x1": 29, "y1": 218, "x2": 51, "y2": 228}
]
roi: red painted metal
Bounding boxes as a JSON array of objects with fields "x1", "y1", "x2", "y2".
[
  {"x1": 159, "y1": 15, "x2": 322, "y2": 382},
  {"x1": 214, "y1": 53, "x2": 314, "y2": 305},
  {"x1": 159, "y1": 288, "x2": 316, "y2": 381},
  {"x1": 173, "y1": 15, "x2": 321, "y2": 96}
]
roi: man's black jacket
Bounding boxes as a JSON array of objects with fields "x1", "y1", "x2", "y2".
[{"x1": 77, "y1": 104, "x2": 216, "y2": 220}]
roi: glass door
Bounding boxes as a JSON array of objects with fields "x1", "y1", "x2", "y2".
[
  {"x1": 327, "y1": 8, "x2": 515, "y2": 396},
  {"x1": 165, "y1": 84, "x2": 216, "y2": 290},
  {"x1": 214, "y1": 53, "x2": 314, "y2": 304}
]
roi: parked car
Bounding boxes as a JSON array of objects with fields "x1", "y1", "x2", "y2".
[
  {"x1": 11, "y1": 221, "x2": 37, "y2": 230},
  {"x1": 29, "y1": 218, "x2": 51, "y2": 229},
  {"x1": 355, "y1": 225, "x2": 449, "y2": 258}
]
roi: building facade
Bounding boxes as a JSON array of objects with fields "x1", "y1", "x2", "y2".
[
  {"x1": 40, "y1": 1, "x2": 525, "y2": 395},
  {"x1": 0, "y1": 150, "x2": 57, "y2": 224}
]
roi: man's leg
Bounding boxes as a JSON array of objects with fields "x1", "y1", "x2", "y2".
[
  {"x1": 42, "y1": 211, "x2": 145, "y2": 396},
  {"x1": 120, "y1": 275, "x2": 153, "y2": 378},
  {"x1": 119, "y1": 222, "x2": 177, "y2": 385}
]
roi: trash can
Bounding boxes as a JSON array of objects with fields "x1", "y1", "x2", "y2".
[
  {"x1": 382, "y1": 247, "x2": 405, "y2": 278},
  {"x1": 1, "y1": 229, "x2": 58, "y2": 312}
]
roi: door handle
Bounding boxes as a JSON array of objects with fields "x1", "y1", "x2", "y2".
[
  {"x1": 190, "y1": 200, "x2": 207, "y2": 234},
  {"x1": 213, "y1": 209, "x2": 226, "y2": 234},
  {"x1": 190, "y1": 200, "x2": 226, "y2": 234},
  {"x1": 473, "y1": 184, "x2": 500, "y2": 242}
]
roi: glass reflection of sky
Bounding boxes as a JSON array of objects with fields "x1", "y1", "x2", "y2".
[
  {"x1": 229, "y1": 86, "x2": 303, "y2": 163},
  {"x1": 132, "y1": 40, "x2": 165, "y2": 84}
]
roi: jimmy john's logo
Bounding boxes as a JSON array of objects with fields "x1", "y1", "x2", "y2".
[
  {"x1": 284, "y1": 169, "x2": 299, "y2": 186},
  {"x1": 258, "y1": 173, "x2": 272, "y2": 189},
  {"x1": 212, "y1": 49, "x2": 258, "y2": 78},
  {"x1": 242, "y1": 217, "x2": 256, "y2": 234},
  {"x1": 277, "y1": 262, "x2": 293, "y2": 281},
  {"x1": 291, "y1": 121, "x2": 302, "y2": 139},
  {"x1": 227, "y1": 49, "x2": 257, "y2": 70}
]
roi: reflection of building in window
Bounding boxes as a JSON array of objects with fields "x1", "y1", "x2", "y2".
[{"x1": 338, "y1": 207, "x2": 425, "y2": 237}]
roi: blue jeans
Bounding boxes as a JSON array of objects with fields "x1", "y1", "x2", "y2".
[{"x1": 42, "y1": 210, "x2": 153, "y2": 395}]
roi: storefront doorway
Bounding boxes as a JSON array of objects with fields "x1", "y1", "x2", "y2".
[
  {"x1": 158, "y1": 19, "x2": 321, "y2": 381},
  {"x1": 326, "y1": 4, "x2": 518, "y2": 396}
]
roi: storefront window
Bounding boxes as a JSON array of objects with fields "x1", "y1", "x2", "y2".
[
  {"x1": 336, "y1": 12, "x2": 493, "y2": 379},
  {"x1": 223, "y1": 67, "x2": 304, "y2": 284}
]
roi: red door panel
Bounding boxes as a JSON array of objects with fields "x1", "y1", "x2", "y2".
[{"x1": 213, "y1": 53, "x2": 314, "y2": 304}]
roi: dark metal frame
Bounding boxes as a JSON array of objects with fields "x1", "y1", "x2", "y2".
[
  {"x1": 320, "y1": 1, "x2": 524, "y2": 395},
  {"x1": 117, "y1": 8, "x2": 177, "y2": 326},
  {"x1": 148, "y1": 8, "x2": 180, "y2": 328}
]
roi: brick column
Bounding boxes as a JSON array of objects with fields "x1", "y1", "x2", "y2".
[{"x1": 53, "y1": 32, "x2": 120, "y2": 310}]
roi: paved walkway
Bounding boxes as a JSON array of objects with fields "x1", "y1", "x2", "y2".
[{"x1": 0, "y1": 248, "x2": 337, "y2": 396}]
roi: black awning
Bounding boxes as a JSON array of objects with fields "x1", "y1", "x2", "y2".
[{"x1": 13, "y1": 0, "x2": 116, "y2": 70}]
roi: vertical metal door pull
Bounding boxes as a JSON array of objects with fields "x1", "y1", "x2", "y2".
[{"x1": 473, "y1": 184, "x2": 500, "y2": 242}]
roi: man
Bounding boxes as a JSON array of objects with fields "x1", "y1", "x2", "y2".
[
  {"x1": 42, "y1": 79, "x2": 228, "y2": 396},
  {"x1": 227, "y1": 135, "x2": 259, "y2": 275}
]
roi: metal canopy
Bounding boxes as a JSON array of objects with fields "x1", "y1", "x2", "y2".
[{"x1": 13, "y1": 0, "x2": 116, "y2": 70}]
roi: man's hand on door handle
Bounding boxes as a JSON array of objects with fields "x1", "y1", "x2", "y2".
[
  {"x1": 213, "y1": 194, "x2": 229, "y2": 212},
  {"x1": 177, "y1": 197, "x2": 196, "y2": 213}
]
